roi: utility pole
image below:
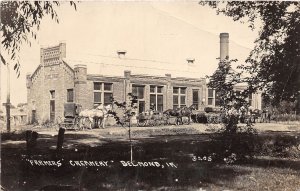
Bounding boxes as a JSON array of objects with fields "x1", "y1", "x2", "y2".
[{"x1": 6, "y1": 62, "x2": 11, "y2": 132}]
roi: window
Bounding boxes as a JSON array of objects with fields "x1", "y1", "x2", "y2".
[
  {"x1": 50, "y1": 90, "x2": 55, "y2": 99},
  {"x1": 132, "y1": 85, "x2": 145, "y2": 113},
  {"x1": 249, "y1": 94, "x2": 253, "y2": 106},
  {"x1": 208, "y1": 88, "x2": 214, "y2": 106},
  {"x1": 150, "y1": 85, "x2": 164, "y2": 112},
  {"x1": 104, "y1": 93, "x2": 113, "y2": 105},
  {"x1": 173, "y1": 87, "x2": 186, "y2": 109},
  {"x1": 67, "y1": 89, "x2": 74, "y2": 102},
  {"x1": 94, "y1": 92, "x2": 101, "y2": 104},
  {"x1": 104, "y1": 83, "x2": 112, "y2": 91},
  {"x1": 193, "y1": 89, "x2": 199, "y2": 110},
  {"x1": 132, "y1": 85, "x2": 144, "y2": 99},
  {"x1": 94, "y1": 82, "x2": 101, "y2": 90},
  {"x1": 215, "y1": 91, "x2": 221, "y2": 106},
  {"x1": 93, "y1": 82, "x2": 113, "y2": 105}
]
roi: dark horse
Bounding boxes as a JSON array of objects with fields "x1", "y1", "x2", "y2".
[{"x1": 163, "y1": 105, "x2": 196, "y2": 125}]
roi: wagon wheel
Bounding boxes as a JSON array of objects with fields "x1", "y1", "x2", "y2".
[
  {"x1": 147, "y1": 118, "x2": 153, "y2": 126},
  {"x1": 76, "y1": 117, "x2": 84, "y2": 131},
  {"x1": 250, "y1": 116, "x2": 256, "y2": 123},
  {"x1": 73, "y1": 117, "x2": 81, "y2": 131},
  {"x1": 138, "y1": 119, "x2": 147, "y2": 127},
  {"x1": 181, "y1": 117, "x2": 189, "y2": 125},
  {"x1": 213, "y1": 116, "x2": 219, "y2": 124},
  {"x1": 217, "y1": 116, "x2": 223, "y2": 124},
  {"x1": 155, "y1": 119, "x2": 162, "y2": 126},
  {"x1": 207, "y1": 116, "x2": 213, "y2": 124},
  {"x1": 54, "y1": 117, "x2": 63, "y2": 131}
]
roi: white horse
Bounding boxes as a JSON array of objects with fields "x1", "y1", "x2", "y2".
[{"x1": 79, "y1": 104, "x2": 112, "y2": 130}]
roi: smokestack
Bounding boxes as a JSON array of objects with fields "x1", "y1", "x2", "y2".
[{"x1": 220, "y1": 33, "x2": 229, "y2": 60}]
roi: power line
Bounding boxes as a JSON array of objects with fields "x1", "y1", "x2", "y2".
[
  {"x1": 68, "y1": 51, "x2": 185, "y2": 66},
  {"x1": 65, "y1": 59, "x2": 201, "y2": 74}
]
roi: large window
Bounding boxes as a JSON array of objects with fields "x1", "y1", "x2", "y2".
[
  {"x1": 67, "y1": 89, "x2": 74, "y2": 102},
  {"x1": 192, "y1": 89, "x2": 199, "y2": 110},
  {"x1": 93, "y1": 82, "x2": 113, "y2": 105},
  {"x1": 249, "y1": 93, "x2": 253, "y2": 106},
  {"x1": 215, "y1": 91, "x2": 221, "y2": 106},
  {"x1": 208, "y1": 88, "x2": 214, "y2": 106},
  {"x1": 132, "y1": 85, "x2": 145, "y2": 113},
  {"x1": 173, "y1": 87, "x2": 186, "y2": 109},
  {"x1": 150, "y1": 85, "x2": 164, "y2": 112},
  {"x1": 132, "y1": 85, "x2": 144, "y2": 99}
]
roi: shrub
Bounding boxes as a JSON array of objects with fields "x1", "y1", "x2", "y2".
[
  {"x1": 204, "y1": 107, "x2": 213, "y2": 113},
  {"x1": 1, "y1": 130, "x2": 26, "y2": 141},
  {"x1": 208, "y1": 123, "x2": 259, "y2": 163},
  {"x1": 258, "y1": 134, "x2": 300, "y2": 158}
]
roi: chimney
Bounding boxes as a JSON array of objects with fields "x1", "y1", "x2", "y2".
[
  {"x1": 220, "y1": 33, "x2": 229, "y2": 60},
  {"x1": 124, "y1": 70, "x2": 131, "y2": 79},
  {"x1": 186, "y1": 58, "x2": 195, "y2": 64},
  {"x1": 117, "y1": 50, "x2": 126, "y2": 59},
  {"x1": 165, "y1": 74, "x2": 171, "y2": 81}
]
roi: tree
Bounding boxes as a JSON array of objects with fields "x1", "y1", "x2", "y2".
[
  {"x1": 0, "y1": 1, "x2": 77, "y2": 76},
  {"x1": 207, "y1": 58, "x2": 253, "y2": 132},
  {"x1": 207, "y1": 59, "x2": 258, "y2": 162},
  {"x1": 110, "y1": 93, "x2": 138, "y2": 162},
  {"x1": 200, "y1": 1, "x2": 300, "y2": 106}
]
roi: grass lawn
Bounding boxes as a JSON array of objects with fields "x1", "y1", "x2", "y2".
[{"x1": 1, "y1": 122, "x2": 300, "y2": 191}]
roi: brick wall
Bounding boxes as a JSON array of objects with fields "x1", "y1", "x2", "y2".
[{"x1": 27, "y1": 62, "x2": 74, "y2": 124}]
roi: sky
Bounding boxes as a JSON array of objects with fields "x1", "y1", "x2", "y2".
[{"x1": 0, "y1": 1, "x2": 260, "y2": 106}]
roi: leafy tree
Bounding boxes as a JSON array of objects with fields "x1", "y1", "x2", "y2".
[
  {"x1": 207, "y1": 58, "x2": 252, "y2": 110},
  {"x1": 0, "y1": 1, "x2": 77, "y2": 77},
  {"x1": 200, "y1": 1, "x2": 300, "y2": 106},
  {"x1": 110, "y1": 93, "x2": 138, "y2": 127},
  {"x1": 207, "y1": 58, "x2": 259, "y2": 162},
  {"x1": 110, "y1": 93, "x2": 138, "y2": 162},
  {"x1": 207, "y1": 58, "x2": 254, "y2": 132}
]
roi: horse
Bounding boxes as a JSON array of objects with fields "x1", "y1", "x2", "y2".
[
  {"x1": 163, "y1": 108, "x2": 181, "y2": 125},
  {"x1": 78, "y1": 104, "x2": 113, "y2": 130},
  {"x1": 163, "y1": 105, "x2": 196, "y2": 125},
  {"x1": 238, "y1": 106, "x2": 247, "y2": 123},
  {"x1": 260, "y1": 109, "x2": 271, "y2": 123}
]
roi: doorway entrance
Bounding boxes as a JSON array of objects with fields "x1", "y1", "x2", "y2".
[{"x1": 50, "y1": 100, "x2": 55, "y2": 122}]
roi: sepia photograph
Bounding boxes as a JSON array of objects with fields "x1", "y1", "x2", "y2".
[{"x1": 1, "y1": 1, "x2": 300, "y2": 190}]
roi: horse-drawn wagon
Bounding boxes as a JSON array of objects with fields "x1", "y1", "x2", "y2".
[
  {"x1": 58, "y1": 103, "x2": 81, "y2": 130},
  {"x1": 137, "y1": 110, "x2": 166, "y2": 127}
]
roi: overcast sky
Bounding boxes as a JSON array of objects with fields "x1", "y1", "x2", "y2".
[{"x1": 0, "y1": 1, "x2": 260, "y2": 105}]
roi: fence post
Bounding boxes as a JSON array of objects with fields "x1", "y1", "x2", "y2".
[
  {"x1": 26, "y1": 130, "x2": 38, "y2": 155},
  {"x1": 57, "y1": 128, "x2": 65, "y2": 153}
]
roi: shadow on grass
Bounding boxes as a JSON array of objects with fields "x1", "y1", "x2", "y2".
[
  {"x1": 240, "y1": 157, "x2": 300, "y2": 171},
  {"x1": 1, "y1": 131, "x2": 300, "y2": 190}
]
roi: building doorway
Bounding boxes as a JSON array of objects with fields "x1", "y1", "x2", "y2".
[
  {"x1": 50, "y1": 100, "x2": 55, "y2": 122},
  {"x1": 31, "y1": 110, "x2": 36, "y2": 124}
]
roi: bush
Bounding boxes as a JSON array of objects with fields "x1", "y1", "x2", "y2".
[
  {"x1": 273, "y1": 114, "x2": 300, "y2": 122},
  {"x1": 196, "y1": 113, "x2": 208, "y2": 123},
  {"x1": 1, "y1": 130, "x2": 26, "y2": 141},
  {"x1": 209, "y1": 124, "x2": 258, "y2": 162},
  {"x1": 258, "y1": 134, "x2": 300, "y2": 158},
  {"x1": 202, "y1": 113, "x2": 259, "y2": 164},
  {"x1": 204, "y1": 107, "x2": 213, "y2": 113}
]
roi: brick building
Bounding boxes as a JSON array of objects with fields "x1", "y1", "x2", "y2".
[
  {"x1": 26, "y1": 34, "x2": 262, "y2": 124},
  {"x1": 26, "y1": 48, "x2": 207, "y2": 124}
]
